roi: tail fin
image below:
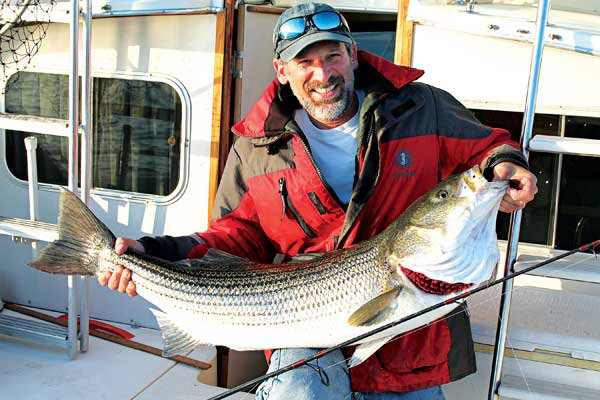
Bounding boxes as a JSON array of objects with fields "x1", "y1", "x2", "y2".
[{"x1": 29, "y1": 190, "x2": 116, "y2": 276}]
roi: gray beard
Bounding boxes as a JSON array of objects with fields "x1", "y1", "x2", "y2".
[
  {"x1": 299, "y1": 89, "x2": 350, "y2": 121},
  {"x1": 290, "y1": 80, "x2": 354, "y2": 122}
]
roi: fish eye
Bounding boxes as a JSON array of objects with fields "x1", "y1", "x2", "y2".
[{"x1": 438, "y1": 190, "x2": 449, "y2": 199}]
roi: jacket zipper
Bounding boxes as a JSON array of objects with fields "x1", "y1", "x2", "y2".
[
  {"x1": 296, "y1": 135, "x2": 346, "y2": 208},
  {"x1": 257, "y1": 133, "x2": 340, "y2": 206},
  {"x1": 292, "y1": 125, "x2": 372, "y2": 248},
  {"x1": 361, "y1": 115, "x2": 376, "y2": 153},
  {"x1": 278, "y1": 177, "x2": 317, "y2": 238},
  {"x1": 334, "y1": 118, "x2": 377, "y2": 249}
]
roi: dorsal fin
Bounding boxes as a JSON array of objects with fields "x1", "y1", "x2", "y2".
[
  {"x1": 286, "y1": 252, "x2": 324, "y2": 263},
  {"x1": 178, "y1": 249, "x2": 251, "y2": 272},
  {"x1": 198, "y1": 248, "x2": 249, "y2": 264}
]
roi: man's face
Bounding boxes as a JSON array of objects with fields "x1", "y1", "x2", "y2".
[{"x1": 274, "y1": 41, "x2": 358, "y2": 124}]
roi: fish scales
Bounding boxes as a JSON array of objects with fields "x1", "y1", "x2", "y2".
[
  {"x1": 29, "y1": 166, "x2": 508, "y2": 363},
  {"x1": 103, "y1": 244, "x2": 388, "y2": 326}
]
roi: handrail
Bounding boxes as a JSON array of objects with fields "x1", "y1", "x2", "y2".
[
  {"x1": 487, "y1": 0, "x2": 552, "y2": 398},
  {"x1": 67, "y1": 0, "x2": 81, "y2": 360},
  {"x1": 79, "y1": 0, "x2": 93, "y2": 355},
  {"x1": 24, "y1": 136, "x2": 39, "y2": 258}
]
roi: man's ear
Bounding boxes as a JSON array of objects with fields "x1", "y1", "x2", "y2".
[
  {"x1": 351, "y1": 43, "x2": 359, "y2": 70},
  {"x1": 273, "y1": 58, "x2": 289, "y2": 85}
]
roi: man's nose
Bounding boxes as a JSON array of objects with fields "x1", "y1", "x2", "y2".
[{"x1": 311, "y1": 60, "x2": 332, "y2": 82}]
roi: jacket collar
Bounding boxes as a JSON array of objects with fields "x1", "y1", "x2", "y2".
[{"x1": 232, "y1": 50, "x2": 424, "y2": 139}]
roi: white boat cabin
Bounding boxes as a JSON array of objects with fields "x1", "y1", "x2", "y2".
[{"x1": 0, "y1": 0, "x2": 599, "y2": 399}]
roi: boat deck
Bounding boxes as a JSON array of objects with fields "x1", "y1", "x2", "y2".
[
  {"x1": 3, "y1": 303, "x2": 600, "y2": 399},
  {"x1": 0, "y1": 306, "x2": 253, "y2": 400}
]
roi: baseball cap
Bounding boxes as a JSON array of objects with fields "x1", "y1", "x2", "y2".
[{"x1": 273, "y1": 2, "x2": 353, "y2": 62}]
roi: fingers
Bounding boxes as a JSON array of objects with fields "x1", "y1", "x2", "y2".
[
  {"x1": 117, "y1": 268, "x2": 131, "y2": 293},
  {"x1": 493, "y1": 162, "x2": 538, "y2": 213},
  {"x1": 98, "y1": 270, "x2": 111, "y2": 286},
  {"x1": 508, "y1": 174, "x2": 538, "y2": 202},
  {"x1": 108, "y1": 265, "x2": 123, "y2": 290},
  {"x1": 97, "y1": 236, "x2": 140, "y2": 296},
  {"x1": 115, "y1": 237, "x2": 145, "y2": 255},
  {"x1": 115, "y1": 237, "x2": 129, "y2": 255},
  {"x1": 126, "y1": 281, "x2": 137, "y2": 297},
  {"x1": 504, "y1": 177, "x2": 537, "y2": 208},
  {"x1": 499, "y1": 193, "x2": 524, "y2": 213},
  {"x1": 499, "y1": 184, "x2": 536, "y2": 213},
  {"x1": 117, "y1": 269, "x2": 137, "y2": 296},
  {"x1": 97, "y1": 264, "x2": 137, "y2": 296}
]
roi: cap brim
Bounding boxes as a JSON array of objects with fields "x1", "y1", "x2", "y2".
[{"x1": 278, "y1": 31, "x2": 353, "y2": 62}]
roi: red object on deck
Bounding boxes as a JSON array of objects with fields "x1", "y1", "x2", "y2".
[{"x1": 58, "y1": 314, "x2": 135, "y2": 339}]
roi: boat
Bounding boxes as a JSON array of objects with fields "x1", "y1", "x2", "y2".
[{"x1": 1, "y1": 1, "x2": 599, "y2": 399}]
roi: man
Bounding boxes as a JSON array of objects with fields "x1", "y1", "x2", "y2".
[{"x1": 100, "y1": 3, "x2": 537, "y2": 399}]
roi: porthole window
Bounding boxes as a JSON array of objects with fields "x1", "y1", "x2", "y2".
[{"x1": 4, "y1": 72, "x2": 182, "y2": 196}]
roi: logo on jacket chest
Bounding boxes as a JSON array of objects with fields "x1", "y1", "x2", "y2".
[{"x1": 394, "y1": 149, "x2": 415, "y2": 177}]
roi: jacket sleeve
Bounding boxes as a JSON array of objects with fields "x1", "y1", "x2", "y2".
[
  {"x1": 194, "y1": 142, "x2": 276, "y2": 262},
  {"x1": 431, "y1": 86, "x2": 528, "y2": 180},
  {"x1": 138, "y1": 234, "x2": 202, "y2": 261}
]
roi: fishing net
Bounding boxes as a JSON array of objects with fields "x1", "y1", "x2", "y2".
[{"x1": 0, "y1": 0, "x2": 56, "y2": 91}]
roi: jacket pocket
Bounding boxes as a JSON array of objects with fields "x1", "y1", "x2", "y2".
[
  {"x1": 308, "y1": 192, "x2": 327, "y2": 215},
  {"x1": 278, "y1": 178, "x2": 317, "y2": 238},
  {"x1": 376, "y1": 314, "x2": 451, "y2": 373}
]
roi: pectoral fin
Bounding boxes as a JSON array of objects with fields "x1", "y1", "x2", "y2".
[
  {"x1": 150, "y1": 309, "x2": 204, "y2": 357},
  {"x1": 347, "y1": 287, "x2": 402, "y2": 327},
  {"x1": 348, "y1": 336, "x2": 394, "y2": 368}
]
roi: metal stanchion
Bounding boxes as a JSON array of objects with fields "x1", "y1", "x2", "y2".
[{"x1": 487, "y1": 1, "x2": 552, "y2": 398}]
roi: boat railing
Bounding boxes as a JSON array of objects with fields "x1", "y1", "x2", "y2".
[
  {"x1": 0, "y1": 0, "x2": 92, "y2": 359},
  {"x1": 488, "y1": 0, "x2": 600, "y2": 399}
]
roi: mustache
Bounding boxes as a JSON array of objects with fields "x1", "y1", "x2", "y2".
[{"x1": 305, "y1": 75, "x2": 344, "y2": 91}]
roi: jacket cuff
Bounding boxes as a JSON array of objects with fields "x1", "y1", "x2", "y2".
[
  {"x1": 138, "y1": 235, "x2": 202, "y2": 261},
  {"x1": 481, "y1": 144, "x2": 529, "y2": 181}
]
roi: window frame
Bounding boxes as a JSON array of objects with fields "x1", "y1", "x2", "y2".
[
  {"x1": 471, "y1": 109, "x2": 600, "y2": 254},
  {"x1": 1, "y1": 68, "x2": 192, "y2": 205},
  {"x1": 468, "y1": 109, "x2": 600, "y2": 276}
]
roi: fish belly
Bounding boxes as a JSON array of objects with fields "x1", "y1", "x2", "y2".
[{"x1": 149, "y1": 293, "x2": 462, "y2": 352}]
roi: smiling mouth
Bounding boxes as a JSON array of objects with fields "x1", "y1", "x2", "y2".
[{"x1": 310, "y1": 83, "x2": 339, "y2": 100}]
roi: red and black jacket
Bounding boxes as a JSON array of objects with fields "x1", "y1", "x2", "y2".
[{"x1": 141, "y1": 51, "x2": 527, "y2": 392}]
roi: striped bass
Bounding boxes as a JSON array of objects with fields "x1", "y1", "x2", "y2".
[{"x1": 29, "y1": 166, "x2": 508, "y2": 367}]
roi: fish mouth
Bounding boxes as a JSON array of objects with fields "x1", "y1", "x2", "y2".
[
  {"x1": 463, "y1": 165, "x2": 509, "y2": 194},
  {"x1": 410, "y1": 167, "x2": 507, "y2": 284},
  {"x1": 463, "y1": 177, "x2": 508, "y2": 235},
  {"x1": 463, "y1": 166, "x2": 483, "y2": 193}
]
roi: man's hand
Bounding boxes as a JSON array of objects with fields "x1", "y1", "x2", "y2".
[
  {"x1": 97, "y1": 237, "x2": 142, "y2": 297},
  {"x1": 493, "y1": 162, "x2": 538, "y2": 213}
]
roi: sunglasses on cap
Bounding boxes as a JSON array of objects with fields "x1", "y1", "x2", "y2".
[{"x1": 273, "y1": 11, "x2": 350, "y2": 47}]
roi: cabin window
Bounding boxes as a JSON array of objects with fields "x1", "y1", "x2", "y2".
[
  {"x1": 353, "y1": 31, "x2": 396, "y2": 62},
  {"x1": 473, "y1": 109, "x2": 600, "y2": 252},
  {"x1": 4, "y1": 72, "x2": 182, "y2": 196},
  {"x1": 555, "y1": 116, "x2": 600, "y2": 251},
  {"x1": 472, "y1": 110, "x2": 559, "y2": 246},
  {"x1": 345, "y1": 13, "x2": 397, "y2": 62}
]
